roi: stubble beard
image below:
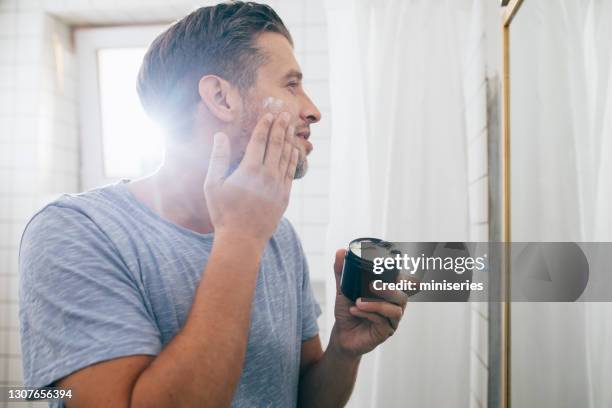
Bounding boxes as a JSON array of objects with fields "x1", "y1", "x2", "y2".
[{"x1": 233, "y1": 98, "x2": 308, "y2": 179}]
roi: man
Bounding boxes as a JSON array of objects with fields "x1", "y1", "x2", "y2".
[{"x1": 19, "y1": 2, "x2": 407, "y2": 407}]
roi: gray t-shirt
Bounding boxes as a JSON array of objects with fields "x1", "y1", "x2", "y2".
[{"x1": 18, "y1": 180, "x2": 321, "y2": 408}]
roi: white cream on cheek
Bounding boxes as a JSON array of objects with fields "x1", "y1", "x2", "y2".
[
  {"x1": 262, "y1": 96, "x2": 285, "y2": 115},
  {"x1": 262, "y1": 95, "x2": 297, "y2": 137}
]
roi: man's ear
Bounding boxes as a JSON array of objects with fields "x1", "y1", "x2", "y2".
[{"x1": 198, "y1": 75, "x2": 240, "y2": 123}]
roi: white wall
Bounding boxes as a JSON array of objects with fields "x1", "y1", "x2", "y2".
[
  {"x1": 0, "y1": 4, "x2": 79, "y2": 405},
  {"x1": 0, "y1": 0, "x2": 332, "y2": 401}
]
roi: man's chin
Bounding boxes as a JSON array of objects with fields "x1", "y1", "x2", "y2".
[{"x1": 294, "y1": 159, "x2": 307, "y2": 179}]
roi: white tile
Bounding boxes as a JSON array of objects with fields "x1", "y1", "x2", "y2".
[
  {"x1": 0, "y1": 38, "x2": 16, "y2": 63},
  {"x1": 0, "y1": 88, "x2": 16, "y2": 114},
  {"x1": 0, "y1": 249, "x2": 12, "y2": 272},
  {"x1": 16, "y1": 12, "x2": 45, "y2": 37},
  {"x1": 273, "y1": 0, "x2": 305, "y2": 26},
  {"x1": 290, "y1": 175, "x2": 304, "y2": 196},
  {"x1": 303, "y1": 80, "x2": 330, "y2": 110},
  {"x1": 301, "y1": 224, "x2": 327, "y2": 254},
  {"x1": 8, "y1": 328, "x2": 20, "y2": 354},
  {"x1": 16, "y1": 36, "x2": 42, "y2": 65},
  {"x1": 306, "y1": 253, "x2": 327, "y2": 281},
  {"x1": 0, "y1": 0, "x2": 18, "y2": 12},
  {"x1": 308, "y1": 137, "x2": 330, "y2": 168},
  {"x1": 316, "y1": 108, "x2": 331, "y2": 133},
  {"x1": 304, "y1": 24, "x2": 328, "y2": 53},
  {"x1": 11, "y1": 143, "x2": 38, "y2": 169},
  {"x1": 8, "y1": 355, "x2": 23, "y2": 383},
  {"x1": 15, "y1": 64, "x2": 41, "y2": 91},
  {"x1": 14, "y1": 115, "x2": 40, "y2": 143},
  {"x1": 289, "y1": 24, "x2": 304, "y2": 52},
  {"x1": 0, "y1": 13, "x2": 18, "y2": 37},
  {"x1": 8, "y1": 222, "x2": 26, "y2": 250},
  {"x1": 302, "y1": 51, "x2": 329, "y2": 81},
  {"x1": 310, "y1": 280, "x2": 326, "y2": 310},
  {"x1": 304, "y1": 0, "x2": 326, "y2": 25},
  {"x1": 8, "y1": 196, "x2": 38, "y2": 221},
  {"x1": 6, "y1": 302, "x2": 19, "y2": 329},
  {"x1": 0, "y1": 355, "x2": 6, "y2": 384},
  {"x1": 0, "y1": 169, "x2": 14, "y2": 194},
  {"x1": 0, "y1": 275, "x2": 9, "y2": 300},
  {"x1": 11, "y1": 171, "x2": 40, "y2": 194},
  {"x1": 15, "y1": 0, "x2": 43, "y2": 11},
  {"x1": 0, "y1": 141, "x2": 13, "y2": 167},
  {"x1": 8, "y1": 274, "x2": 18, "y2": 302},
  {"x1": 302, "y1": 196, "x2": 329, "y2": 223},
  {"x1": 0, "y1": 305, "x2": 7, "y2": 329},
  {"x1": 0, "y1": 64, "x2": 17, "y2": 89},
  {"x1": 0, "y1": 192, "x2": 9, "y2": 218},
  {"x1": 302, "y1": 167, "x2": 329, "y2": 196},
  {"x1": 284, "y1": 193, "x2": 302, "y2": 224}
]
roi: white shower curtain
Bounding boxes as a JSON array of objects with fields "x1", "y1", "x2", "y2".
[
  {"x1": 510, "y1": 0, "x2": 612, "y2": 407},
  {"x1": 323, "y1": 1, "x2": 488, "y2": 406}
]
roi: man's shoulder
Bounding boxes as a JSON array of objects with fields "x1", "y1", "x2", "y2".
[
  {"x1": 30, "y1": 183, "x2": 122, "y2": 219},
  {"x1": 20, "y1": 184, "x2": 127, "y2": 250}
]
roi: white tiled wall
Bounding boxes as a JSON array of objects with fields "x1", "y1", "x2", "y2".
[
  {"x1": 0, "y1": 0, "x2": 331, "y2": 403},
  {"x1": 1, "y1": 3, "x2": 79, "y2": 408}
]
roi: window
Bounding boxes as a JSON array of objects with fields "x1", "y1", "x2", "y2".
[
  {"x1": 76, "y1": 25, "x2": 168, "y2": 190},
  {"x1": 97, "y1": 48, "x2": 163, "y2": 178}
]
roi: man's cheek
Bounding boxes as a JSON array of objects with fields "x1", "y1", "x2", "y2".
[{"x1": 262, "y1": 96, "x2": 285, "y2": 116}]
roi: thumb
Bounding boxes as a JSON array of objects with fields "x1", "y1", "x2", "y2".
[
  {"x1": 334, "y1": 248, "x2": 347, "y2": 294},
  {"x1": 206, "y1": 132, "x2": 230, "y2": 186}
]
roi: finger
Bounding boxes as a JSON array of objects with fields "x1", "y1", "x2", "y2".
[
  {"x1": 242, "y1": 113, "x2": 274, "y2": 168},
  {"x1": 334, "y1": 249, "x2": 348, "y2": 294},
  {"x1": 349, "y1": 306, "x2": 388, "y2": 326},
  {"x1": 263, "y1": 111, "x2": 290, "y2": 171},
  {"x1": 205, "y1": 132, "x2": 230, "y2": 189},
  {"x1": 285, "y1": 147, "x2": 299, "y2": 186},
  {"x1": 349, "y1": 307, "x2": 396, "y2": 335},
  {"x1": 356, "y1": 298, "x2": 403, "y2": 328},
  {"x1": 369, "y1": 282, "x2": 409, "y2": 309},
  {"x1": 279, "y1": 125, "x2": 294, "y2": 174}
]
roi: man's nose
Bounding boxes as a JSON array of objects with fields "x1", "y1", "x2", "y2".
[{"x1": 300, "y1": 94, "x2": 322, "y2": 125}]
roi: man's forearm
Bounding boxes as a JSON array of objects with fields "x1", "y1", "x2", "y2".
[
  {"x1": 298, "y1": 327, "x2": 361, "y2": 408},
  {"x1": 130, "y1": 232, "x2": 265, "y2": 407}
]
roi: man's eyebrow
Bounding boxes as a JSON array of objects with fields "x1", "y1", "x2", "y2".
[{"x1": 283, "y1": 69, "x2": 303, "y2": 81}]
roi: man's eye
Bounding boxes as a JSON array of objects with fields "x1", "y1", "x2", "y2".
[{"x1": 287, "y1": 82, "x2": 298, "y2": 93}]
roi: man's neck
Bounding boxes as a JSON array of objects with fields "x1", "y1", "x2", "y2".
[{"x1": 128, "y1": 148, "x2": 215, "y2": 235}]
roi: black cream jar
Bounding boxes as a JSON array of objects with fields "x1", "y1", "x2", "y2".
[{"x1": 340, "y1": 238, "x2": 400, "y2": 302}]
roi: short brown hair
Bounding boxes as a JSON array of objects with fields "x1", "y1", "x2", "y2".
[{"x1": 136, "y1": 1, "x2": 292, "y2": 136}]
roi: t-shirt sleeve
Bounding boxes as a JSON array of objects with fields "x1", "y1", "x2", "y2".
[
  {"x1": 280, "y1": 219, "x2": 323, "y2": 342},
  {"x1": 300, "y1": 252, "x2": 322, "y2": 341},
  {"x1": 18, "y1": 204, "x2": 162, "y2": 388}
]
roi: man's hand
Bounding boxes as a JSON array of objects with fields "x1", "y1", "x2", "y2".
[
  {"x1": 204, "y1": 112, "x2": 299, "y2": 242},
  {"x1": 330, "y1": 249, "x2": 408, "y2": 358}
]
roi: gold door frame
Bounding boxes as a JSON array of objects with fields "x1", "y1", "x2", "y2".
[{"x1": 501, "y1": 1, "x2": 525, "y2": 407}]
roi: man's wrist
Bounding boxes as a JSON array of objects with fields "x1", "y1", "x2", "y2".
[
  {"x1": 213, "y1": 228, "x2": 268, "y2": 254},
  {"x1": 328, "y1": 325, "x2": 362, "y2": 365}
]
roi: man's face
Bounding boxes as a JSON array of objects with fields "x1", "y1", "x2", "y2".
[{"x1": 233, "y1": 32, "x2": 321, "y2": 179}]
